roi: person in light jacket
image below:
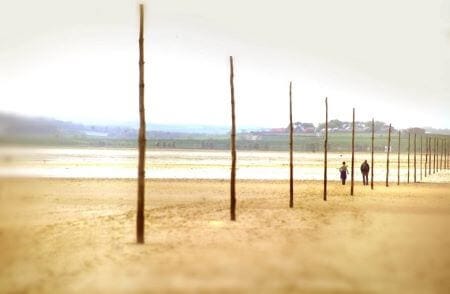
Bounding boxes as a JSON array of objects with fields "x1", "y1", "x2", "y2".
[{"x1": 339, "y1": 162, "x2": 349, "y2": 185}]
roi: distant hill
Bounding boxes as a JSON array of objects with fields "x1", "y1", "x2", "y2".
[
  {"x1": 0, "y1": 112, "x2": 448, "y2": 151},
  {"x1": 0, "y1": 112, "x2": 137, "y2": 139}
]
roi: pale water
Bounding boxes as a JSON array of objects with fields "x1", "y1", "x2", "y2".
[{"x1": 0, "y1": 146, "x2": 444, "y2": 182}]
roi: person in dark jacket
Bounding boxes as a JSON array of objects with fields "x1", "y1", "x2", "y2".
[
  {"x1": 360, "y1": 160, "x2": 370, "y2": 185},
  {"x1": 339, "y1": 162, "x2": 349, "y2": 185}
]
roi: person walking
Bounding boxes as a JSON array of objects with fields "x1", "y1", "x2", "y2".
[
  {"x1": 360, "y1": 160, "x2": 370, "y2": 186},
  {"x1": 339, "y1": 162, "x2": 349, "y2": 185}
]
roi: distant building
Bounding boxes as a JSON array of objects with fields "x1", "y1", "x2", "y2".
[
  {"x1": 270, "y1": 128, "x2": 287, "y2": 134},
  {"x1": 290, "y1": 122, "x2": 316, "y2": 133},
  {"x1": 407, "y1": 127, "x2": 426, "y2": 134}
]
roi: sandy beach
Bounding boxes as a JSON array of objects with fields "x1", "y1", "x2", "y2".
[{"x1": 1, "y1": 177, "x2": 449, "y2": 293}]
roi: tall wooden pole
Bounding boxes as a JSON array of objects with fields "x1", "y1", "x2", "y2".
[
  {"x1": 371, "y1": 118, "x2": 374, "y2": 190},
  {"x1": 437, "y1": 138, "x2": 439, "y2": 172},
  {"x1": 420, "y1": 136, "x2": 422, "y2": 181},
  {"x1": 433, "y1": 137, "x2": 436, "y2": 174},
  {"x1": 443, "y1": 138, "x2": 445, "y2": 170},
  {"x1": 229, "y1": 56, "x2": 237, "y2": 221},
  {"x1": 436, "y1": 137, "x2": 438, "y2": 173},
  {"x1": 397, "y1": 130, "x2": 401, "y2": 185},
  {"x1": 446, "y1": 139, "x2": 448, "y2": 169},
  {"x1": 445, "y1": 139, "x2": 449, "y2": 169},
  {"x1": 445, "y1": 138, "x2": 447, "y2": 169},
  {"x1": 351, "y1": 108, "x2": 355, "y2": 196},
  {"x1": 136, "y1": 4, "x2": 146, "y2": 244},
  {"x1": 425, "y1": 136, "x2": 428, "y2": 177},
  {"x1": 386, "y1": 124, "x2": 391, "y2": 187},
  {"x1": 289, "y1": 82, "x2": 294, "y2": 208},
  {"x1": 432, "y1": 137, "x2": 434, "y2": 173},
  {"x1": 323, "y1": 97, "x2": 328, "y2": 201},
  {"x1": 407, "y1": 133, "x2": 410, "y2": 183},
  {"x1": 414, "y1": 133, "x2": 416, "y2": 183},
  {"x1": 429, "y1": 137, "x2": 432, "y2": 175},
  {"x1": 446, "y1": 138, "x2": 448, "y2": 169}
]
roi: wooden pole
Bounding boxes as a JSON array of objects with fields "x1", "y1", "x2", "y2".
[
  {"x1": 433, "y1": 137, "x2": 436, "y2": 174},
  {"x1": 437, "y1": 138, "x2": 439, "y2": 172},
  {"x1": 432, "y1": 137, "x2": 434, "y2": 174},
  {"x1": 425, "y1": 136, "x2": 428, "y2": 177},
  {"x1": 445, "y1": 138, "x2": 447, "y2": 169},
  {"x1": 420, "y1": 136, "x2": 422, "y2": 181},
  {"x1": 429, "y1": 137, "x2": 432, "y2": 175},
  {"x1": 289, "y1": 82, "x2": 294, "y2": 208},
  {"x1": 229, "y1": 56, "x2": 237, "y2": 221},
  {"x1": 324, "y1": 97, "x2": 328, "y2": 201},
  {"x1": 386, "y1": 124, "x2": 391, "y2": 187},
  {"x1": 351, "y1": 108, "x2": 355, "y2": 196},
  {"x1": 397, "y1": 130, "x2": 401, "y2": 185},
  {"x1": 414, "y1": 133, "x2": 416, "y2": 183},
  {"x1": 440, "y1": 138, "x2": 443, "y2": 170},
  {"x1": 407, "y1": 132, "x2": 410, "y2": 183},
  {"x1": 371, "y1": 118, "x2": 374, "y2": 190},
  {"x1": 446, "y1": 138, "x2": 448, "y2": 169},
  {"x1": 136, "y1": 4, "x2": 146, "y2": 244},
  {"x1": 436, "y1": 137, "x2": 438, "y2": 173}
]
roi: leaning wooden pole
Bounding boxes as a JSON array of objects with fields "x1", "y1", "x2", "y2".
[
  {"x1": 414, "y1": 133, "x2": 416, "y2": 183},
  {"x1": 386, "y1": 124, "x2": 391, "y2": 187},
  {"x1": 407, "y1": 132, "x2": 410, "y2": 183},
  {"x1": 397, "y1": 130, "x2": 401, "y2": 185},
  {"x1": 289, "y1": 82, "x2": 294, "y2": 208},
  {"x1": 371, "y1": 118, "x2": 374, "y2": 190},
  {"x1": 323, "y1": 97, "x2": 328, "y2": 201},
  {"x1": 350, "y1": 108, "x2": 355, "y2": 196},
  {"x1": 136, "y1": 4, "x2": 146, "y2": 244},
  {"x1": 229, "y1": 56, "x2": 237, "y2": 221}
]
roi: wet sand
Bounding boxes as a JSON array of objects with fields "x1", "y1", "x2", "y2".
[
  {"x1": 0, "y1": 146, "x2": 438, "y2": 181},
  {"x1": 0, "y1": 178, "x2": 449, "y2": 293}
]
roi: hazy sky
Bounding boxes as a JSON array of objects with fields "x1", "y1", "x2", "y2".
[{"x1": 1, "y1": 0, "x2": 449, "y2": 128}]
